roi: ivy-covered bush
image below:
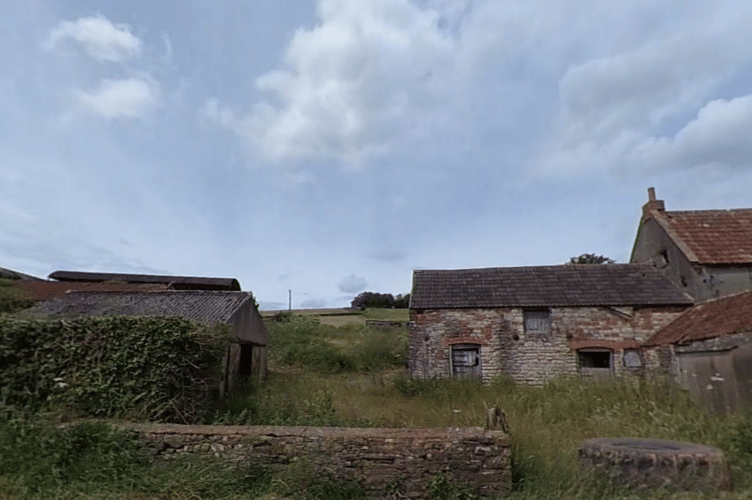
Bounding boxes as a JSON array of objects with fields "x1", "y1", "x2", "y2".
[{"x1": 0, "y1": 315, "x2": 227, "y2": 422}]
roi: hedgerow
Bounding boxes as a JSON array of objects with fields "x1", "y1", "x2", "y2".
[{"x1": 0, "y1": 315, "x2": 227, "y2": 422}]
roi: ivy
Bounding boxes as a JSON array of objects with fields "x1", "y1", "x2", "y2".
[{"x1": 0, "y1": 315, "x2": 227, "y2": 423}]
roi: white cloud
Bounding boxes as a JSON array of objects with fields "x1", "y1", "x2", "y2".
[
  {"x1": 558, "y1": 34, "x2": 736, "y2": 149},
  {"x1": 630, "y1": 95, "x2": 752, "y2": 170},
  {"x1": 207, "y1": 0, "x2": 457, "y2": 166},
  {"x1": 74, "y1": 78, "x2": 159, "y2": 119},
  {"x1": 45, "y1": 15, "x2": 141, "y2": 62},
  {"x1": 338, "y1": 274, "x2": 368, "y2": 294}
]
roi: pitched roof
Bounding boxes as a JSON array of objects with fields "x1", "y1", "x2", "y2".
[
  {"x1": 48, "y1": 271, "x2": 241, "y2": 291},
  {"x1": 16, "y1": 281, "x2": 169, "y2": 302},
  {"x1": 644, "y1": 290, "x2": 752, "y2": 347},
  {"x1": 410, "y1": 264, "x2": 693, "y2": 309},
  {"x1": 652, "y1": 209, "x2": 752, "y2": 265},
  {"x1": 29, "y1": 291, "x2": 254, "y2": 323},
  {"x1": 0, "y1": 266, "x2": 43, "y2": 281}
]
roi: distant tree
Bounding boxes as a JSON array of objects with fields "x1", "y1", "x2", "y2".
[
  {"x1": 350, "y1": 292, "x2": 396, "y2": 309},
  {"x1": 568, "y1": 253, "x2": 616, "y2": 265},
  {"x1": 394, "y1": 293, "x2": 411, "y2": 309}
]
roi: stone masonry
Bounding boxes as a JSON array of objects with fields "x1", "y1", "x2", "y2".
[
  {"x1": 410, "y1": 306, "x2": 685, "y2": 385},
  {"x1": 117, "y1": 422, "x2": 511, "y2": 499}
]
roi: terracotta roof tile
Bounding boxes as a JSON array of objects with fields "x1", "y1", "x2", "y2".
[
  {"x1": 410, "y1": 264, "x2": 693, "y2": 309},
  {"x1": 644, "y1": 290, "x2": 752, "y2": 346},
  {"x1": 658, "y1": 209, "x2": 752, "y2": 264}
]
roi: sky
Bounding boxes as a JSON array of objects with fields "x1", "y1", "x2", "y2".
[{"x1": 2, "y1": 0, "x2": 752, "y2": 310}]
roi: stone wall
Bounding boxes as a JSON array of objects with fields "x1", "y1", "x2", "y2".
[
  {"x1": 117, "y1": 422, "x2": 511, "y2": 499},
  {"x1": 410, "y1": 306, "x2": 685, "y2": 385}
]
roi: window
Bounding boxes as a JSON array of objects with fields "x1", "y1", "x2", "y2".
[
  {"x1": 578, "y1": 349, "x2": 613, "y2": 377},
  {"x1": 451, "y1": 344, "x2": 481, "y2": 379},
  {"x1": 524, "y1": 309, "x2": 551, "y2": 339}
]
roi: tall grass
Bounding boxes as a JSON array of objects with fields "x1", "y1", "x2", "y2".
[{"x1": 4, "y1": 314, "x2": 752, "y2": 499}]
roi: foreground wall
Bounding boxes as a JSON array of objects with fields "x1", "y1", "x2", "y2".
[{"x1": 118, "y1": 423, "x2": 511, "y2": 499}]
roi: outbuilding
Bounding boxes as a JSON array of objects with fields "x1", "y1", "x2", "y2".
[{"x1": 409, "y1": 264, "x2": 692, "y2": 385}]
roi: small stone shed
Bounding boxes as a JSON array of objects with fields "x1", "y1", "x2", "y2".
[
  {"x1": 643, "y1": 290, "x2": 752, "y2": 414},
  {"x1": 31, "y1": 290, "x2": 267, "y2": 392},
  {"x1": 409, "y1": 264, "x2": 693, "y2": 385}
]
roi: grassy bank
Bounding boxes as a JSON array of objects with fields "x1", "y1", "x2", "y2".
[{"x1": 2, "y1": 313, "x2": 751, "y2": 499}]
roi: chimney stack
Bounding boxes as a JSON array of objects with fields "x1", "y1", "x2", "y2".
[{"x1": 642, "y1": 187, "x2": 665, "y2": 222}]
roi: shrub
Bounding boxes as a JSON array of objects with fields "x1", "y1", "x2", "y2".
[{"x1": 0, "y1": 315, "x2": 227, "y2": 422}]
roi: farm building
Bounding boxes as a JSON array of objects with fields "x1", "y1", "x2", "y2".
[
  {"x1": 30, "y1": 290, "x2": 267, "y2": 393},
  {"x1": 631, "y1": 188, "x2": 752, "y2": 301},
  {"x1": 409, "y1": 264, "x2": 693, "y2": 385},
  {"x1": 643, "y1": 290, "x2": 752, "y2": 414}
]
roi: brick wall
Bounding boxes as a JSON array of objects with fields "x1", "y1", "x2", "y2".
[
  {"x1": 117, "y1": 423, "x2": 511, "y2": 499},
  {"x1": 410, "y1": 306, "x2": 685, "y2": 385}
]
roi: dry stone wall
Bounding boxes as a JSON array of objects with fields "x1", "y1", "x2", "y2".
[{"x1": 117, "y1": 423, "x2": 511, "y2": 499}]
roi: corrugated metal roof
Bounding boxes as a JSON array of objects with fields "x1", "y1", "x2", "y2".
[
  {"x1": 48, "y1": 271, "x2": 241, "y2": 291},
  {"x1": 655, "y1": 209, "x2": 752, "y2": 265},
  {"x1": 644, "y1": 290, "x2": 752, "y2": 347},
  {"x1": 30, "y1": 291, "x2": 254, "y2": 323},
  {"x1": 410, "y1": 264, "x2": 693, "y2": 309}
]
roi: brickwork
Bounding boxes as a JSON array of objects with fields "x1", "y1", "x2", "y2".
[
  {"x1": 410, "y1": 307, "x2": 685, "y2": 385},
  {"x1": 117, "y1": 423, "x2": 511, "y2": 499}
]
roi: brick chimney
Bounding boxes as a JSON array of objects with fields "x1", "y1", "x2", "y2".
[{"x1": 642, "y1": 187, "x2": 665, "y2": 222}]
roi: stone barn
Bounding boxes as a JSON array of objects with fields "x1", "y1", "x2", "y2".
[
  {"x1": 409, "y1": 264, "x2": 692, "y2": 385},
  {"x1": 30, "y1": 290, "x2": 267, "y2": 393}
]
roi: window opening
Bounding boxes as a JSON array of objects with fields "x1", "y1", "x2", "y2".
[{"x1": 578, "y1": 349, "x2": 613, "y2": 377}]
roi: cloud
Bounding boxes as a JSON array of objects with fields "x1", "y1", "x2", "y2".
[
  {"x1": 74, "y1": 78, "x2": 159, "y2": 119},
  {"x1": 300, "y1": 298, "x2": 327, "y2": 308},
  {"x1": 338, "y1": 274, "x2": 368, "y2": 294},
  {"x1": 557, "y1": 34, "x2": 734, "y2": 148},
  {"x1": 629, "y1": 94, "x2": 752, "y2": 170},
  {"x1": 45, "y1": 15, "x2": 142, "y2": 62},
  {"x1": 205, "y1": 0, "x2": 457, "y2": 166}
]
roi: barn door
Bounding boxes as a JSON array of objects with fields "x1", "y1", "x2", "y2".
[{"x1": 451, "y1": 344, "x2": 481, "y2": 379}]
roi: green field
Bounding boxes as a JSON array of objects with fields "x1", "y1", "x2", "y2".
[{"x1": 2, "y1": 313, "x2": 752, "y2": 499}]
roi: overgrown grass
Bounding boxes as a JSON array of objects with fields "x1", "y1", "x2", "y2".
[
  {"x1": 4, "y1": 313, "x2": 752, "y2": 499},
  {"x1": 0, "y1": 278, "x2": 33, "y2": 314},
  {"x1": 215, "y1": 315, "x2": 752, "y2": 498},
  {"x1": 266, "y1": 314, "x2": 407, "y2": 373},
  {"x1": 0, "y1": 412, "x2": 365, "y2": 500}
]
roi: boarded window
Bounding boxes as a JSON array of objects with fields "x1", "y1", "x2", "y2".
[
  {"x1": 623, "y1": 349, "x2": 642, "y2": 368},
  {"x1": 451, "y1": 344, "x2": 481, "y2": 379},
  {"x1": 578, "y1": 350, "x2": 613, "y2": 377},
  {"x1": 524, "y1": 309, "x2": 551, "y2": 339}
]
